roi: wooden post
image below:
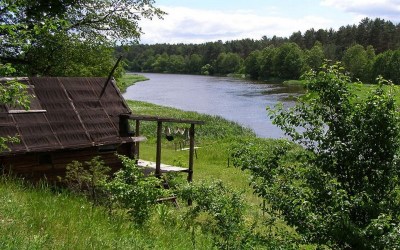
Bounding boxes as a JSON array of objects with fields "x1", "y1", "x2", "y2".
[
  {"x1": 188, "y1": 123, "x2": 195, "y2": 182},
  {"x1": 188, "y1": 123, "x2": 195, "y2": 206},
  {"x1": 156, "y1": 121, "x2": 162, "y2": 178},
  {"x1": 135, "y1": 120, "x2": 140, "y2": 159}
]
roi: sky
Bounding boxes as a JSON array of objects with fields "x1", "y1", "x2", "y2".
[{"x1": 139, "y1": 0, "x2": 400, "y2": 44}]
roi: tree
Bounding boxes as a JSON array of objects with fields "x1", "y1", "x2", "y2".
[
  {"x1": 342, "y1": 44, "x2": 370, "y2": 82},
  {"x1": 214, "y1": 52, "x2": 242, "y2": 75},
  {"x1": 233, "y1": 63, "x2": 400, "y2": 249},
  {"x1": 372, "y1": 50, "x2": 393, "y2": 82},
  {"x1": 258, "y1": 46, "x2": 277, "y2": 80},
  {"x1": 152, "y1": 53, "x2": 169, "y2": 73},
  {"x1": 244, "y1": 50, "x2": 261, "y2": 79},
  {"x1": 185, "y1": 54, "x2": 203, "y2": 74},
  {"x1": 388, "y1": 50, "x2": 400, "y2": 85},
  {"x1": 0, "y1": 0, "x2": 164, "y2": 76},
  {"x1": 273, "y1": 43, "x2": 305, "y2": 80},
  {"x1": 305, "y1": 41, "x2": 325, "y2": 70}
]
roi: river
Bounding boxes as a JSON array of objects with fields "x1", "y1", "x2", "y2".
[{"x1": 123, "y1": 73, "x2": 304, "y2": 138}]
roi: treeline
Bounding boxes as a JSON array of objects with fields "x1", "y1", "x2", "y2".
[{"x1": 121, "y1": 17, "x2": 400, "y2": 84}]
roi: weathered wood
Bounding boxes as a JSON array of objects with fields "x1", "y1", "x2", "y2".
[
  {"x1": 188, "y1": 123, "x2": 195, "y2": 183},
  {"x1": 156, "y1": 121, "x2": 162, "y2": 177},
  {"x1": 137, "y1": 159, "x2": 189, "y2": 173},
  {"x1": 121, "y1": 114, "x2": 205, "y2": 125},
  {"x1": 135, "y1": 120, "x2": 141, "y2": 158},
  {"x1": 7, "y1": 110, "x2": 47, "y2": 114}
]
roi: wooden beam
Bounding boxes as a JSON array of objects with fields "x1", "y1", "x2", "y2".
[
  {"x1": 188, "y1": 123, "x2": 195, "y2": 183},
  {"x1": 135, "y1": 120, "x2": 140, "y2": 159},
  {"x1": 121, "y1": 114, "x2": 204, "y2": 125},
  {"x1": 155, "y1": 121, "x2": 162, "y2": 178},
  {"x1": 8, "y1": 110, "x2": 47, "y2": 114}
]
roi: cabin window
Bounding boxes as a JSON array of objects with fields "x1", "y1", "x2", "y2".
[{"x1": 38, "y1": 153, "x2": 52, "y2": 165}]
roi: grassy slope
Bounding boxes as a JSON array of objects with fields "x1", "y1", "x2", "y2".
[
  {"x1": 3, "y1": 74, "x2": 395, "y2": 248},
  {"x1": 0, "y1": 95, "x2": 260, "y2": 249},
  {"x1": 0, "y1": 177, "x2": 213, "y2": 249}
]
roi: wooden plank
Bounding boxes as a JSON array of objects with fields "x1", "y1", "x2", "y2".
[
  {"x1": 8, "y1": 110, "x2": 47, "y2": 114},
  {"x1": 137, "y1": 159, "x2": 188, "y2": 173}
]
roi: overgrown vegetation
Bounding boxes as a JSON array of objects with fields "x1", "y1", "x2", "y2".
[
  {"x1": 0, "y1": 97, "x2": 303, "y2": 249},
  {"x1": 232, "y1": 63, "x2": 400, "y2": 249}
]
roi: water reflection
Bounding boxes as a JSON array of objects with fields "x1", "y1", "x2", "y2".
[{"x1": 123, "y1": 73, "x2": 304, "y2": 138}]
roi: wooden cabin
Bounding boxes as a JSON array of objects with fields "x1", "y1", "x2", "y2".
[{"x1": 0, "y1": 77, "x2": 203, "y2": 183}]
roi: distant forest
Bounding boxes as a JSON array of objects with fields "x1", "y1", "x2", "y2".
[{"x1": 119, "y1": 18, "x2": 400, "y2": 84}]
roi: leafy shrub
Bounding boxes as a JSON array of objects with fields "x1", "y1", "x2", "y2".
[
  {"x1": 232, "y1": 63, "x2": 400, "y2": 249},
  {"x1": 179, "y1": 180, "x2": 248, "y2": 249},
  {"x1": 106, "y1": 155, "x2": 168, "y2": 225},
  {"x1": 63, "y1": 156, "x2": 111, "y2": 206}
]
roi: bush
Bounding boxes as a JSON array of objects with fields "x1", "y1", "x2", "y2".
[
  {"x1": 63, "y1": 156, "x2": 111, "y2": 206},
  {"x1": 107, "y1": 155, "x2": 168, "y2": 225},
  {"x1": 233, "y1": 63, "x2": 400, "y2": 249}
]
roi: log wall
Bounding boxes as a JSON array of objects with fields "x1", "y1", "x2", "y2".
[{"x1": 0, "y1": 143, "x2": 134, "y2": 183}]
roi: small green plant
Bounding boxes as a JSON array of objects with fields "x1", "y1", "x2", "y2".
[
  {"x1": 63, "y1": 156, "x2": 111, "y2": 206},
  {"x1": 107, "y1": 155, "x2": 169, "y2": 225},
  {"x1": 179, "y1": 180, "x2": 249, "y2": 249}
]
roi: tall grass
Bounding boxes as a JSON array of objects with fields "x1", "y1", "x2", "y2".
[
  {"x1": 0, "y1": 176, "x2": 214, "y2": 249},
  {"x1": 0, "y1": 100, "x2": 262, "y2": 249}
]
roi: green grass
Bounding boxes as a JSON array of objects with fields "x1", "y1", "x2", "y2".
[
  {"x1": 0, "y1": 100, "x2": 267, "y2": 249},
  {"x1": 0, "y1": 176, "x2": 214, "y2": 249},
  {"x1": 116, "y1": 73, "x2": 148, "y2": 93}
]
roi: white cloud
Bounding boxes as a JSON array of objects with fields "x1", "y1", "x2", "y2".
[
  {"x1": 321, "y1": 0, "x2": 400, "y2": 21},
  {"x1": 139, "y1": 6, "x2": 336, "y2": 44}
]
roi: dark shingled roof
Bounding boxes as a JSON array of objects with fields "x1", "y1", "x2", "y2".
[{"x1": 0, "y1": 77, "x2": 132, "y2": 155}]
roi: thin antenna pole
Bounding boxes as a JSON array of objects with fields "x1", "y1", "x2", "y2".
[{"x1": 99, "y1": 55, "x2": 123, "y2": 99}]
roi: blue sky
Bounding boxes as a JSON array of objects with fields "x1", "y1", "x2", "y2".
[{"x1": 139, "y1": 0, "x2": 400, "y2": 44}]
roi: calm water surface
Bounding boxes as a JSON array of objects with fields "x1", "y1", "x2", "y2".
[{"x1": 123, "y1": 73, "x2": 304, "y2": 138}]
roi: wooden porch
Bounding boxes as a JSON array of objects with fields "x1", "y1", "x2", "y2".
[{"x1": 120, "y1": 114, "x2": 204, "y2": 183}]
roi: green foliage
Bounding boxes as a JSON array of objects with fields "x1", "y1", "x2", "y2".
[
  {"x1": 0, "y1": 63, "x2": 31, "y2": 152},
  {"x1": 342, "y1": 44, "x2": 375, "y2": 82},
  {"x1": 124, "y1": 17, "x2": 400, "y2": 83},
  {"x1": 244, "y1": 50, "x2": 261, "y2": 79},
  {"x1": 233, "y1": 63, "x2": 400, "y2": 249},
  {"x1": 179, "y1": 180, "x2": 249, "y2": 249},
  {"x1": 107, "y1": 155, "x2": 168, "y2": 225},
  {"x1": 214, "y1": 52, "x2": 242, "y2": 75},
  {"x1": 305, "y1": 41, "x2": 325, "y2": 70},
  {"x1": 0, "y1": 175, "x2": 213, "y2": 249},
  {"x1": 258, "y1": 46, "x2": 277, "y2": 80},
  {"x1": 1, "y1": 0, "x2": 164, "y2": 76},
  {"x1": 273, "y1": 43, "x2": 305, "y2": 80},
  {"x1": 201, "y1": 63, "x2": 214, "y2": 75},
  {"x1": 63, "y1": 156, "x2": 111, "y2": 206}
]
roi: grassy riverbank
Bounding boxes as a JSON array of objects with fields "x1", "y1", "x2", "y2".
[
  {"x1": 3, "y1": 73, "x2": 397, "y2": 249},
  {"x1": 1, "y1": 99, "x2": 282, "y2": 249},
  {"x1": 117, "y1": 73, "x2": 149, "y2": 93}
]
